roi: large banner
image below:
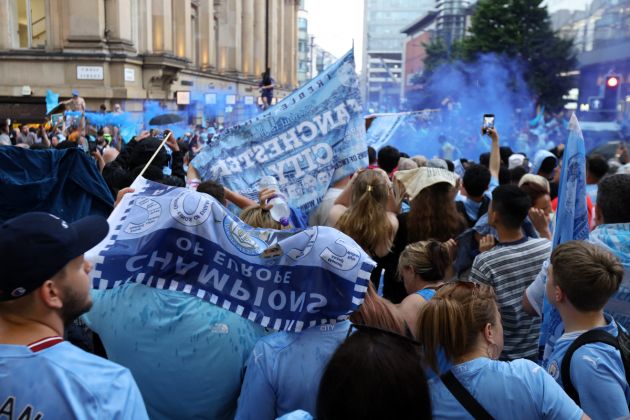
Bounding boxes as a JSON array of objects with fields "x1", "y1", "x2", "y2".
[
  {"x1": 87, "y1": 177, "x2": 376, "y2": 332},
  {"x1": 190, "y1": 49, "x2": 368, "y2": 215}
]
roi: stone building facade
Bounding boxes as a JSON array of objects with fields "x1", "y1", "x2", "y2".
[{"x1": 0, "y1": 0, "x2": 299, "y2": 122}]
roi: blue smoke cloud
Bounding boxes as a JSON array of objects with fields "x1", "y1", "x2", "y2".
[
  {"x1": 378, "y1": 53, "x2": 565, "y2": 161},
  {"x1": 62, "y1": 87, "x2": 263, "y2": 143}
]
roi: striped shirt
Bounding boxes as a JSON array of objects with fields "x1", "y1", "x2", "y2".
[{"x1": 470, "y1": 237, "x2": 551, "y2": 360}]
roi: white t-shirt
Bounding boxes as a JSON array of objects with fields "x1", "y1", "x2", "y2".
[{"x1": 308, "y1": 188, "x2": 342, "y2": 227}]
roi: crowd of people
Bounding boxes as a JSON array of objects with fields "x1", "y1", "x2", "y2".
[{"x1": 1, "y1": 101, "x2": 630, "y2": 420}]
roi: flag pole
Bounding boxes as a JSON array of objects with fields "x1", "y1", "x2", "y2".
[{"x1": 137, "y1": 131, "x2": 172, "y2": 179}]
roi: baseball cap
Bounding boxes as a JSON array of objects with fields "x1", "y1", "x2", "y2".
[
  {"x1": 426, "y1": 158, "x2": 448, "y2": 170},
  {"x1": 508, "y1": 153, "x2": 526, "y2": 169},
  {"x1": 0, "y1": 212, "x2": 109, "y2": 301},
  {"x1": 72, "y1": 89, "x2": 79, "y2": 96}
]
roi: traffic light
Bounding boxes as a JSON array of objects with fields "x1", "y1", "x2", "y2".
[{"x1": 602, "y1": 75, "x2": 621, "y2": 111}]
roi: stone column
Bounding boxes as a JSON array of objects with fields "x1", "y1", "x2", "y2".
[
  {"x1": 0, "y1": 0, "x2": 15, "y2": 50},
  {"x1": 241, "y1": 0, "x2": 255, "y2": 78},
  {"x1": 44, "y1": 0, "x2": 64, "y2": 51},
  {"x1": 199, "y1": 0, "x2": 215, "y2": 69},
  {"x1": 152, "y1": 0, "x2": 173, "y2": 53},
  {"x1": 276, "y1": 0, "x2": 285, "y2": 86},
  {"x1": 218, "y1": 0, "x2": 242, "y2": 73},
  {"x1": 105, "y1": 0, "x2": 134, "y2": 52},
  {"x1": 284, "y1": 0, "x2": 297, "y2": 88},
  {"x1": 172, "y1": 0, "x2": 192, "y2": 59},
  {"x1": 253, "y1": 0, "x2": 265, "y2": 76},
  {"x1": 62, "y1": 0, "x2": 107, "y2": 50},
  {"x1": 137, "y1": 0, "x2": 153, "y2": 54},
  {"x1": 267, "y1": 0, "x2": 279, "y2": 82}
]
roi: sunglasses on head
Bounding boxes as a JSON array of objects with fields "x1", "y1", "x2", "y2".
[{"x1": 346, "y1": 322, "x2": 421, "y2": 347}]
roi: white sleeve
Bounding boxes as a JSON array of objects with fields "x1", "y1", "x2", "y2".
[{"x1": 525, "y1": 260, "x2": 548, "y2": 316}]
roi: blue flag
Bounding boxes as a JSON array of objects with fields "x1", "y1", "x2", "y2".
[
  {"x1": 190, "y1": 49, "x2": 368, "y2": 215},
  {"x1": 46, "y1": 89, "x2": 59, "y2": 114},
  {"x1": 87, "y1": 177, "x2": 376, "y2": 332},
  {"x1": 551, "y1": 114, "x2": 589, "y2": 247},
  {"x1": 0, "y1": 147, "x2": 114, "y2": 223},
  {"x1": 540, "y1": 113, "x2": 589, "y2": 362}
]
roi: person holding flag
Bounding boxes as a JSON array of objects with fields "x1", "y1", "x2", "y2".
[{"x1": 522, "y1": 114, "x2": 630, "y2": 417}]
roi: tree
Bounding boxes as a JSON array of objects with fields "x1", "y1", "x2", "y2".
[{"x1": 425, "y1": 0, "x2": 576, "y2": 110}]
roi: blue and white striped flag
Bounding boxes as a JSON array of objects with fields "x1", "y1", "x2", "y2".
[
  {"x1": 540, "y1": 113, "x2": 589, "y2": 362},
  {"x1": 86, "y1": 177, "x2": 376, "y2": 332},
  {"x1": 190, "y1": 49, "x2": 368, "y2": 216}
]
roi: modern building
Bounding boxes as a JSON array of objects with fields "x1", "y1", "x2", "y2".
[
  {"x1": 398, "y1": 0, "x2": 473, "y2": 108},
  {"x1": 362, "y1": 0, "x2": 434, "y2": 112},
  {"x1": 296, "y1": 0, "x2": 312, "y2": 85},
  {"x1": 435, "y1": 0, "x2": 472, "y2": 49},
  {"x1": 0, "y1": 0, "x2": 300, "y2": 123},
  {"x1": 550, "y1": 0, "x2": 630, "y2": 119},
  {"x1": 400, "y1": 11, "x2": 438, "y2": 106},
  {"x1": 312, "y1": 45, "x2": 337, "y2": 77}
]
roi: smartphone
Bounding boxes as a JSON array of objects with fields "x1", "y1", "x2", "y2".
[{"x1": 482, "y1": 114, "x2": 495, "y2": 135}]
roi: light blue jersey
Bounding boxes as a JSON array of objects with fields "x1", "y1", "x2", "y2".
[
  {"x1": 456, "y1": 177, "x2": 498, "y2": 221},
  {"x1": 430, "y1": 357, "x2": 583, "y2": 419},
  {"x1": 0, "y1": 341, "x2": 148, "y2": 419},
  {"x1": 236, "y1": 320, "x2": 350, "y2": 420},
  {"x1": 544, "y1": 316, "x2": 630, "y2": 420},
  {"x1": 83, "y1": 283, "x2": 265, "y2": 420}
]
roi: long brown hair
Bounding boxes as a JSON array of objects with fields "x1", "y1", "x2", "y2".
[
  {"x1": 416, "y1": 282, "x2": 498, "y2": 373},
  {"x1": 336, "y1": 170, "x2": 395, "y2": 257},
  {"x1": 351, "y1": 282, "x2": 407, "y2": 336},
  {"x1": 406, "y1": 183, "x2": 466, "y2": 243}
]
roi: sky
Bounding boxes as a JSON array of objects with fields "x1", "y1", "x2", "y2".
[
  {"x1": 304, "y1": 0, "x2": 364, "y2": 69},
  {"x1": 305, "y1": 0, "x2": 593, "y2": 73}
]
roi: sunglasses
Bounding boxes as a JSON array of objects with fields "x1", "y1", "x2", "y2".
[{"x1": 346, "y1": 322, "x2": 421, "y2": 347}]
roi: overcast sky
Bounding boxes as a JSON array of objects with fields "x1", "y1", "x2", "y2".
[
  {"x1": 304, "y1": 0, "x2": 364, "y2": 69},
  {"x1": 305, "y1": 0, "x2": 593, "y2": 72}
]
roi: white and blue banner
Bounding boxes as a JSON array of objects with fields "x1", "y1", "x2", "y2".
[
  {"x1": 86, "y1": 177, "x2": 376, "y2": 332},
  {"x1": 540, "y1": 113, "x2": 589, "y2": 362},
  {"x1": 190, "y1": 49, "x2": 368, "y2": 215}
]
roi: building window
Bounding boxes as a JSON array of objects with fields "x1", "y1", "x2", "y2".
[{"x1": 15, "y1": 0, "x2": 46, "y2": 48}]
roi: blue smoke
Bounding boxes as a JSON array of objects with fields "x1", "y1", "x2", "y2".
[{"x1": 378, "y1": 53, "x2": 556, "y2": 161}]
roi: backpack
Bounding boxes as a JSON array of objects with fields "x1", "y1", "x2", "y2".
[
  {"x1": 560, "y1": 322, "x2": 630, "y2": 408},
  {"x1": 456, "y1": 195, "x2": 491, "y2": 228}
]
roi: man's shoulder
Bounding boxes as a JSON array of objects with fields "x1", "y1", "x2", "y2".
[
  {"x1": 49, "y1": 342, "x2": 134, "y2": 377},
  {"x1": 494, "y1": 238, "x2": 551, "y2": 256}
]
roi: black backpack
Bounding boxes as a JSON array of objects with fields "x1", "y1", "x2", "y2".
[
  {"x1": 456, "y1": 195, "x2": 491, "y2": 228},
  {"x1": 560, "y1": 322, "x2": 630, "y2": 407}
]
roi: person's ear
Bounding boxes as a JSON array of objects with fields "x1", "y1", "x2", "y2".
[
  {"x1": 594, "y1": 204, "x2": 604, "y2": 226},
  {"x1": 37, "y1": 279, "x2": 63, "y2": 310},
  {"x1": 483, "y1": 322, "x2": 497, "y2": 345},
  {"x1": 551, "y1": 283, "x2": 565, "y2": 305}
]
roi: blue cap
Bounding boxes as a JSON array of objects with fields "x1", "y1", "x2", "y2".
[
  {"x1": 0, "y1": 212, "x2": 109, "y2": 301},
  {"x1": 72, "y1": 89, "x2": 79, "y2": 96}
]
